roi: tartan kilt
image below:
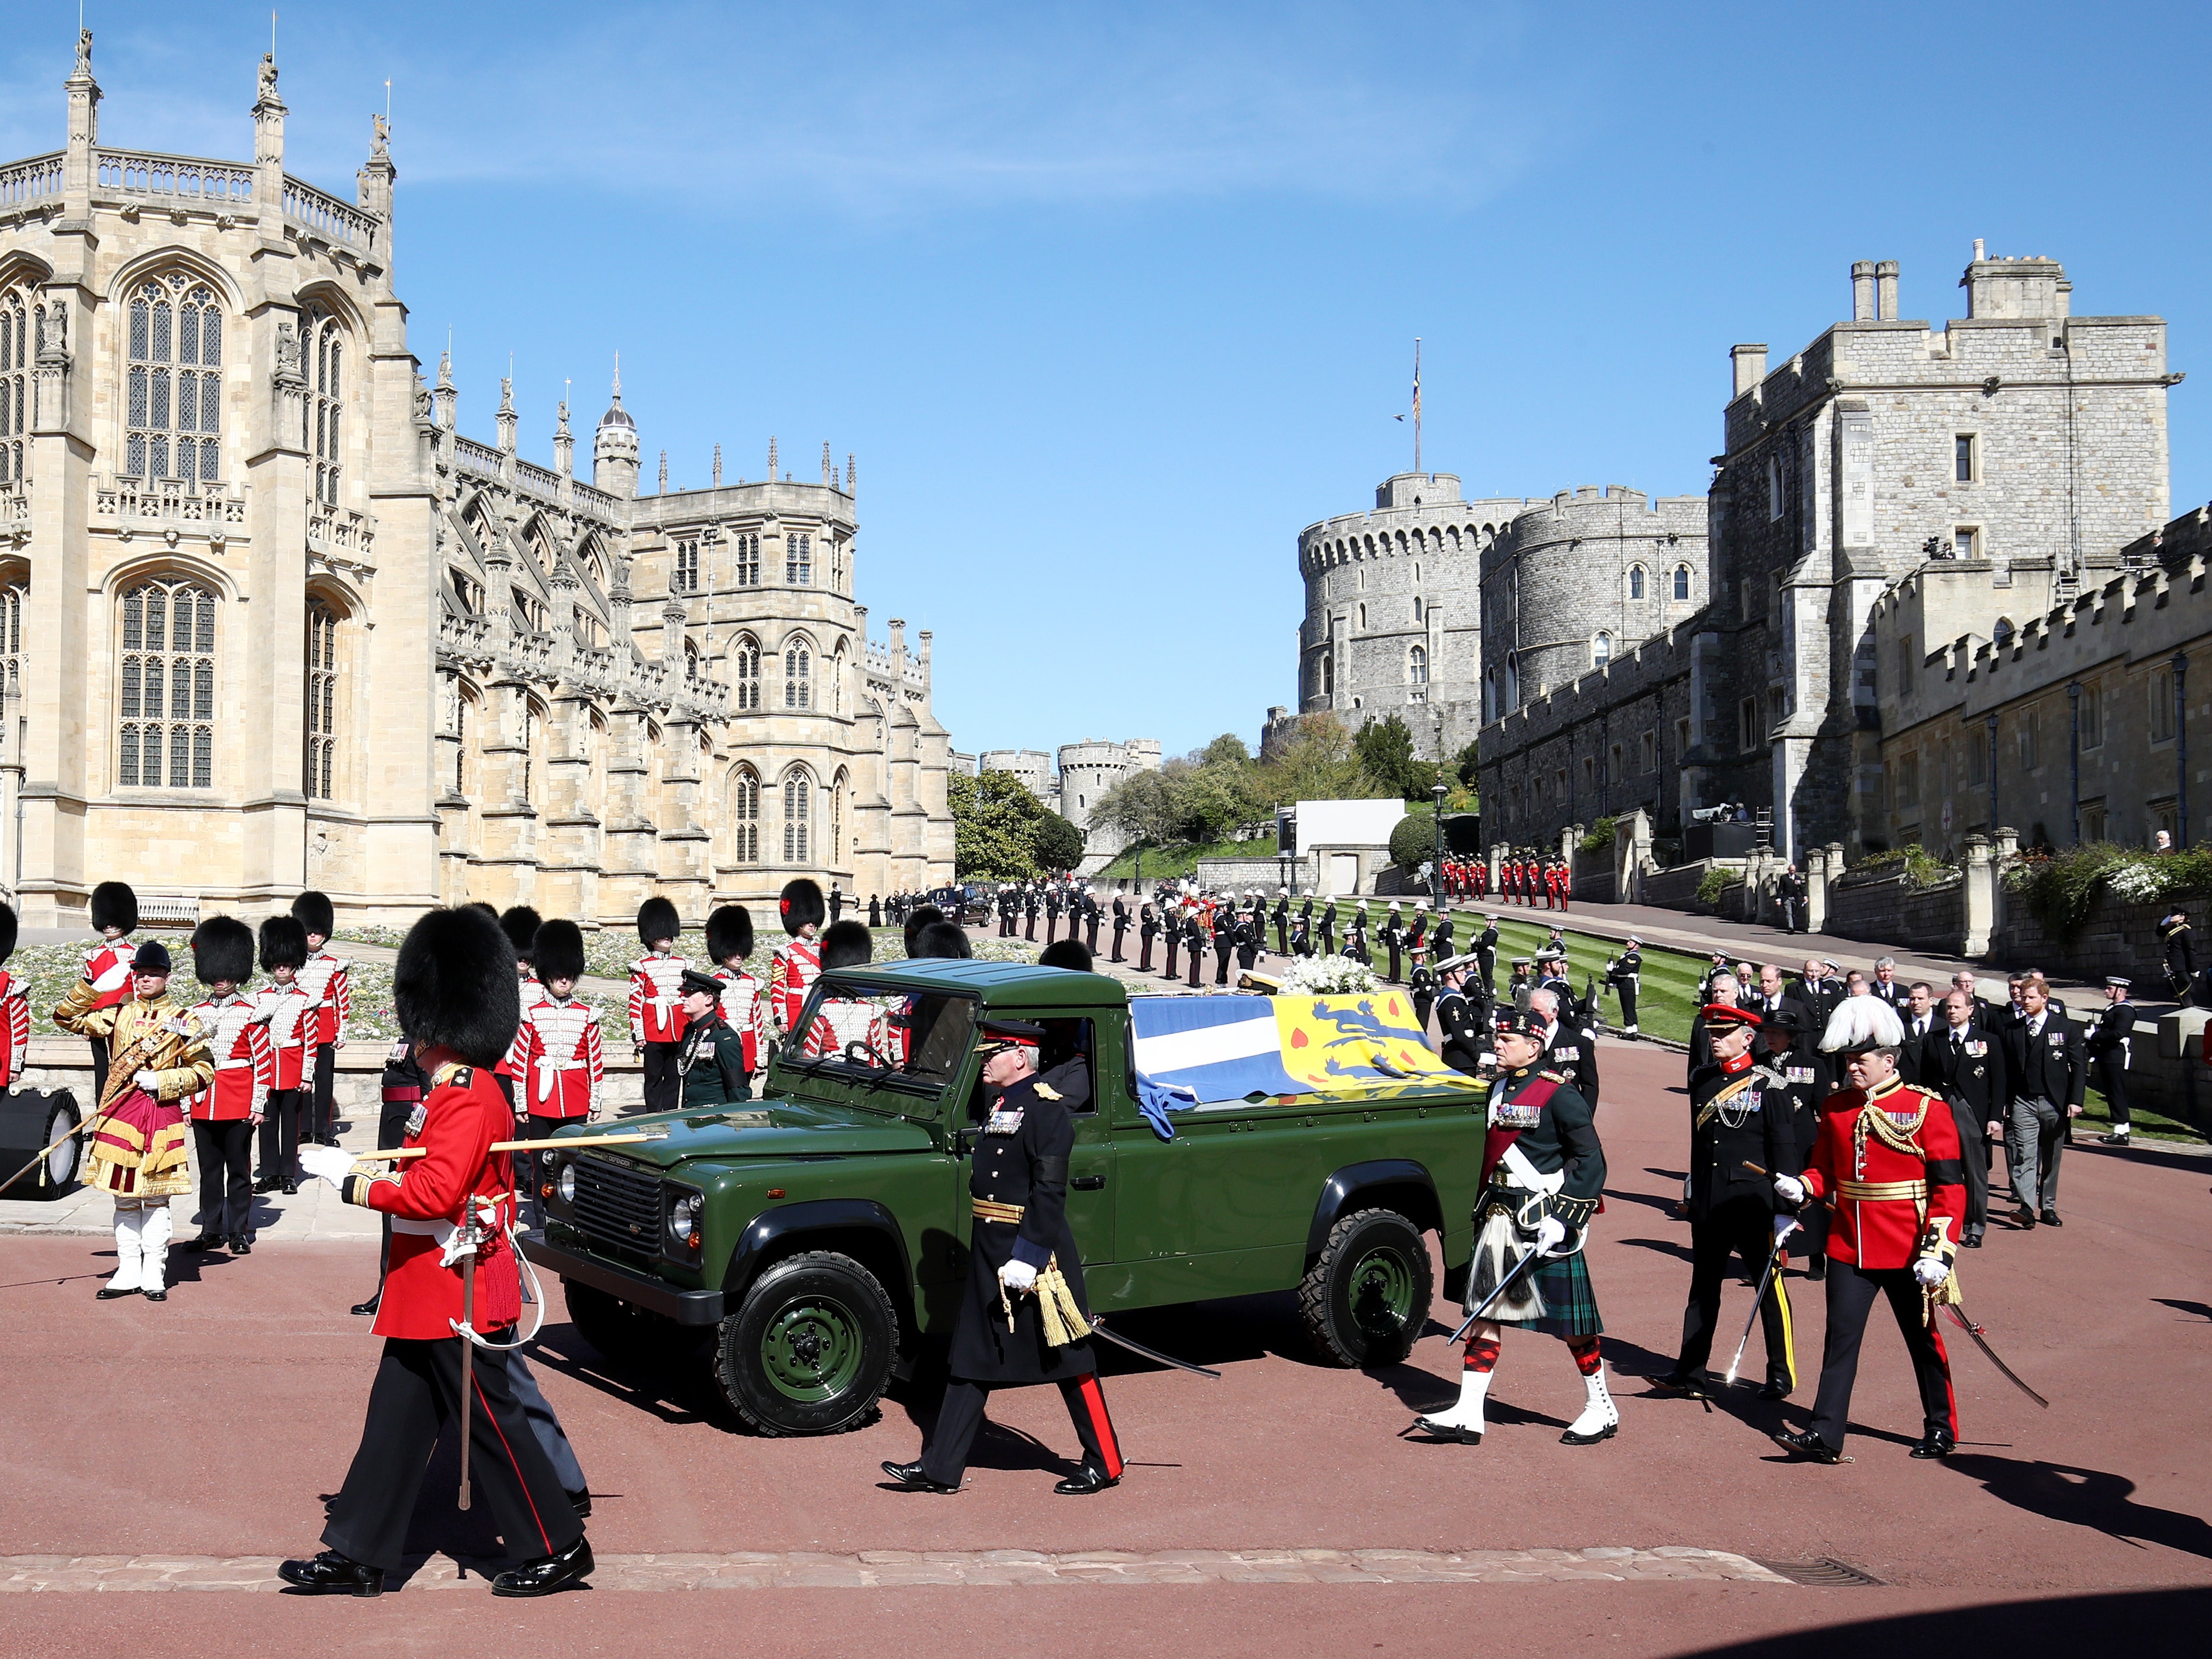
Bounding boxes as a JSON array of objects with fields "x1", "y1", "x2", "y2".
[{"x1": 1468, "y1": 1207, "x2": 1603, "y2": 1338}]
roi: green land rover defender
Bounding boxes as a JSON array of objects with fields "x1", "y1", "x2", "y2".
[{"x1": 525, "y1": 961, "x2": 1489, "y2": 1436}]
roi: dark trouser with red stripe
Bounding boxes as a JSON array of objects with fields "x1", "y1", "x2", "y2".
[
  {"x1": 192, "y1": 1119, "x2": 254, "y2": 1239},
  {"x1": 920, "y1": 1373, "x2": 1123, "y2": 1488},
  {"x1": 305, "y1": 1044, "x2": 337, "y2": 1144},
  {"x1": 1807, "y1": 1260, "x2": 1954, "y2": 1452},
  {"x1": 1674, "y1": 1199, "x2": 1793, "y2": 1389},
  {"x1": 324, "y1": 1332, "x2": 584, "y2": 1573}
]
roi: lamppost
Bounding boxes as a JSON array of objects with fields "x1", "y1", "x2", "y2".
[{"x1": 1431, "y1": 780, "x2": 1448, "y2": 901}]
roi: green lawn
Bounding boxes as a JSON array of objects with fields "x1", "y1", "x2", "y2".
[{"x1": 1098, "y1": 838, "x2": 1282, "y2": 880}]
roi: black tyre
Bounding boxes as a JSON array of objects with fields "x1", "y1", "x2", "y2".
[
  {"x1": 34, "y1": 1099, "x2": 82, "y2": 1199},
  {"x1": 562, "y1": 1278, "x2": 703, "y2": 1372},
  {"x1": 714, "y1": 1250, "x2": 897, "y2": 1437},
  {"x1": 1299, "y1": 1207, "x2": 1433, "y2": 1368}
]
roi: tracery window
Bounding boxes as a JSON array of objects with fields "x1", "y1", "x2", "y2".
[
  {"x1": 733, "y1": 635, "x2": 761, "y2": 710},
  {"x1": 673, "y1": 537, "x2": 700, "y2": 593},
  {"x1": 1, "y1": 578, "x2": 23, "y2": 704},
  {"x1": 0, "y1": 287, "x2": 29, "y2": 487},
  {"x1": 683, "y1": 638, "x2": 700, "y2": 682},
  {"x1": 305, "y1": 598, "x2": 338, "y2": 798},
  {"x1": 829, "y1": 772, "x2": 845, "y2": 863},
  {"x1": 781, "y1": 768, "x2": 812, "y2": 863},
  {"x1": 734, "y1": 533, "x2": 760, "y2": 586},
  {"x1": 511, "y1": 587, "x2": 546, "y2": 633},
  {"x1": 1409, "y1": 644, "x2": 1428, "y2": 684},
  {"x1": 784, "y1": 641, "x2": 811, "y2": 710},
  {"x1": 1593, "y1": 630, "x2": 1613, "y2": 669},
  {"x1": 731, "y1": 767, "x2": 761, "y2": 863},
  {"x1": 304, "y1": 303, "x2": 342, "y2": 507},
  {"x1": 786, "y1": 532, "x2": 812, "y2": 585},
  {"x1": 1628, "y1": 564, "x2": 1645, "y2": 600},
  {"x1": 118, "y1": 577, "x2": 216, "y2": 789},
  {"x1": 453, "y1": 691, "x2": 471, "y2": 795},
  {"x1": 126, "y1": 273, "x2": 222, "y2": 483}
]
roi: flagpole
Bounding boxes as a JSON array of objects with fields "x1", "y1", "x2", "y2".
[{"x1": 1413, "y1": 337, "x2": 1422, "y2": 475}]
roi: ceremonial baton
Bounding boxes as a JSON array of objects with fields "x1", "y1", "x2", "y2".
[
  {"x1": 1447, "y1": 1246, "x2": 1545, "y2": 1344},
  {"x1": 356, "y1": 1123, "x2": 674, "y2": 1163},
  {"x1": 454, "y1": 1216, "x2": 480, "y2": 1512},
  {"x1": 1723, "y1": 1233, "x2": 1788, "y2": 1387},
  {"x1": 1944, "y1": 1301, "x2": 2051, "y2": 1408}
]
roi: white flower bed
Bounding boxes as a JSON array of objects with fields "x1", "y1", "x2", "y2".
[{"x1": 1278, "y1": 953, "x2": 1381, "y2": 995}]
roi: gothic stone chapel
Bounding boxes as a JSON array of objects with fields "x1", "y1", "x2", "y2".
[{"x1": 0, "y1": 34, "x2": 955, "y2": 929}]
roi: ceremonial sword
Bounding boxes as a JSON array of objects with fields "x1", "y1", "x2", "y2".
[
  {"x1": 1723, "y1": 1232, "x2": 1789, "y2": 1388},
  {"x1": 454, "y1": 1213, "x2": 481, "y2": 1512},
  {"x1": 1087, "y1": 1317, "x2": 1221, "y2": 1380}
]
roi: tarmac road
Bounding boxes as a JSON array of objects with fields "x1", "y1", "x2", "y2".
[{"x1": 2, "y1": 1036, "x2": 2206, "y2": 1657}]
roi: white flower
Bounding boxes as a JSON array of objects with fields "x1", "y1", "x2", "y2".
[
  {"x1": 2104, "y1": 860, "x2": 2165, "y2": 903},
  {"x1": 1279, "y1": 954, "x2": 1381, "y2": 995}
]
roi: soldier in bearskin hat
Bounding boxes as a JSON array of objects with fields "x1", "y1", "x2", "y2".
[
  {"x1": 769, "y1": 879, "x2": 827, "y2": 1039},
  {"x1": 514, "y1": 919, "x2": 602, "y2": 1135},
  {"x1": 179, "y1": 918, "x2": 271, "y2": 1256},
  {"x1": 0, "y1": 903, "x2": 28, "y2": 1094},
  {"x1": 250, "y1": 916, "x2": 313, "y2": 1194},
  {"x1": 285, "y1": 906, "x2": 593, "y2": 1598},
  {"x1": 56, "y1": 880, "x2": 140, "y2": 1099},
  {"x1": 494, "y1": 907, "x2": 544, "y2": 1110},
  {"x1": 705, "y1": 905, "x2": 771, "y2": 1088},
  {"x1": 291, "y1": 891, "x2": 351, "y2": 1147},
  {"x1": 1411, "y1": 1006, "x2": 1613, "y2": 1449},
  {"x1": 628, "y1": 897, "x2": 689, "y2": 1116}
]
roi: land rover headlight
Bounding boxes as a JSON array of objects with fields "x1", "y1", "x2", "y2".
[
  {"x1": 667, "y1": 1189, "x2": 704, "y2": 1249},
  {"x1": 555, "y1": 1162, "x2": 576, "y2": 1205}
]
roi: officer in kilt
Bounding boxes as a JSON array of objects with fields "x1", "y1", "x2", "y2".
[{"x1": 1412, "y1": 1007, "x2": 1614, "y2": 1448}]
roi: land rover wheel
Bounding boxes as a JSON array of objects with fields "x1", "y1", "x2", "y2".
[
  {"x1": 563, "y1": 1279, "x2": 702, "y2": 1372},
  {"x1": 1299, "y1": 1207, "x2": 1433, "y2": 1367},
  {"x1": 715, "y1": 1250, "x2": 897, "y2": 1437}
]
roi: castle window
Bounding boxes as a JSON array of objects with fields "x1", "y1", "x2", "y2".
[
  {"x1": 2150, "y1": 667, "x2": 2176, "y2": 744},
  {"x1": 1593, "y1": 631, "x2": 1613, "y2": 668},
  {"x1": 1896, "y1": 634, "x2": 1916, "y2": 695},
  {"x1": 1412, "y1": 595, "x2": 1424, "y2": 623},
  {"x1": 2018, "y1": 708, "x2": 2040, "y2": 770},
  {"x1": 1955, "y1": 434, "x2": 1978, "y2": 484},
  {"x1": 1320, "y1": 652, "x2": 1333, "y2": 697},
  {"x1": 127, "y1": 273, "x2": 222, "y2": 484},
  {"x1": 731, "y1": 767, "x2": 761, "y2": 863},
  {"x1": 673, "y1": 537, "x2": 701, "y2": 593},
  {"x1": 2080, "y1": 681, "x2": 2103, "y2": 750},
  {"x1": 305, "y1": 598, "x2": 339, "y2": 799},
  {"x1": 733, "y1": 636, "x2": 761, "y2": 709},
  {"x1": 1407, "y1": 645, "x2": 1427, "y2": 700},
  {"x1": 786, "y1": 532, "x2": 812, "y2": 586},
  {"x1": 510, "y1": 587, "x2": 545, "y2": 633},
  {"x1": 782, "y1": 768, "x2": 812, "y2": 862},
  {"x1": 1766, "y1": 454, "x2": 1784, "y2": 520},
  {"x1": 1357, "y1": 602, "x2": 1366, "y2": 630},
  {"x1": 453, "y1": 689, "x2": 470, "y2": 796},
  {"x1": 305, "y1": 303, "x2": 342, "y2": 508},
  {"x1": 1628, "y1": 564, "x2": 1645, "y2": 600},
  {"x1": 1738, "y1": 696, "x2": 1761, "y2": 753},
  {"x1": 1896, "y1": 752, "x2": 1921, "y2": 812},
  {"x1": 118, "y1": 577, "x2": 216, "y2": 789},
  {"x1": 0, "y1": 286, "x2": 29, "y2": 487},
  {"x1": 784, "y1": 643, "x2": 811, "y2": 710},
  {"x1": 521, "y1": 699, "x2": 541, "y2": 800},
  {"x1": 735, "y1": 533, "x2": 761, "y2": 586},
  {"x1": 1672, "y1": 564, "x2": 1692, "y2": 601},
  {"x1": 0, "y1": 577, "x2": 22, "y2": 707},
  {"x1": 1954, "y1": 526, "x2": 1979, "y2": 560},
  {"x1": 1640, "y1": 729, "x2": 1656, "y2": 773},
  {"x1": 830, "y1": 772, "x2": 845, "y2": 863}
]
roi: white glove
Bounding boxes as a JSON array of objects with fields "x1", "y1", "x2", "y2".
[
  {"x1": 296, "y1": 1145, "x2": 357, "y2": 1188},
  {"x1": 1773, "y1": 1172, "x2": 1806, "y2": 1206},
  {"x1": 1683, "y1": 1175, "x2": 1693, "y2": 1205},
  {"x1": 133, "y1": 1069, "x2": 160, "y2": 1094},
  {"x1": 1772, "y1": 1216, "x2": 1800, "y2": 1243},
  {"x1": 1533, "y1": 1215, "x2": 1570, "y2": 1257},
  {"x1": 998, "y1": 1258, "x2": 1038, "y2": 1294},
  {"x1": 1913, "y1": 1257, "x2": 1951, "y2": 1288}
]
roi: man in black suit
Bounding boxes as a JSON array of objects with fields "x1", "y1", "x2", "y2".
[
  {"x1": 2085, "y1": 977, "x2": 2137, "y2": 1146},
  {"x1": 1531, "y1": 986, "x2": 1599, "y2": 1106},
  {"x1": 1871, "y1": 957, "x2": 1911, "y2": 1016},
  {"x1": 1994, "y1": 974, "x2": 2085, "y2": 1227},
  {"x1": 1920, "y1": 989, "x2": 2007, "y2": 1246},
  {"x1": 1109, "y1": 896, "x2": 1128, "y2": 963},
  {"x1": 1273, "y1": 889, "x2": 1292, "y2": 956},
  {"x1": 1897, "y1": 981, "x2": 1941, "y2": 1079},
  {"x1": 1798, "y1": 959, "x2": 1846, "y2": 1032},
  {"x1": 1744, "y1": 963, "x2": 1792, "y2": 1023}
]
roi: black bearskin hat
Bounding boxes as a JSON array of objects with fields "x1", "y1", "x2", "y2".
[
  {"x1": 778, "y1": 878, "x2": 825, "y2": 934},
  {"x1": 191, "y1": 916, "x2": 256, "y2": 987},
  {"x1": 464, "y1": 901, "x2": 499, "y2": 920},
  {"x1": 912, "y1": 920, "x2": 972, "y2": 960},
  {"x1": 292, "y1": 889, "x2": 335, "y2": 939},
  {"x1": 533, "y1": 918, "x2": 585, "y2": 984},
  {"x1": 637, "y1": 896, "x2": 681, "y2": 949},
  {"x1": 705, "y1": 905, "x2": 755, "y2": 963},
  {"x1": 1039, "y1": 937, "x2": 1093, "y2": 972},
  {"x1": 819, "y1": 919, "x2": 872, "y2": 971},
  {"x1": 258, "y1": 915, "x2": 309, "y2": 974},
  {"x1": 902, "y1": 904, "x2": 945, "y2": 958},
  {"x1": 0, "y1": 902, "x2": 15, "y2": 967},
  {"x1": 395, "y1": 905, "x2": 519, "y2": 1069},
  {"x1": 499, "y1": 905, "x2": 543, "y2": 963},
  {"x1": 91, "y1": 881, "x2": 139, "y2": 934}
]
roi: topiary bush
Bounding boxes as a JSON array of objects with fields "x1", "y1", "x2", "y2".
[
  {"x1": 1695, "y1": 867, "x2": 1735, "y2": 908},
  {"x1": 1388, "y1": 810, "x2": 1443, "y2": 870}
]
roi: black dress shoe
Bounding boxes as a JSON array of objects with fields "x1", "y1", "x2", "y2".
[
  {"x1": 184, "y1": 1232, "x2": 224, "y2": 1253},
  {"x1": 142, "y1": 1287, "x2": 167, "y2": 1302},
  {"x1": 1909, "y1": 1427, "x2": 1956, "y2": 1459},
  {"x1": 567, "y1": 1488, "x2": 592, "y2": 1519},
  {"x1": 253, "y1": 1177, "x2": 280, "y2": 1194},
  {"x1": 1559, "y1": 1419, "x2": 1619, "y2": 1446},
  {"x1": 491, "y1": 1537, "x2": 593, "y2": 1598},
  {"x1": 2097, "y1": 1132, "x2": 2131, "y2": 1147},
  {"x1": 1963, "y1": 1234, "x2": 1983, "y2": 1248},
  {"x1": 282, "y1": 1180, "x2": 299, "y2": 1196},
  {"x1": 1654, "y1": 1372, "x2": 1709, "y2": 1398},
  {"x1": 1054, "y1": 1462, "x2": 1120, "y2": 1495},
  {"x1": 95, "y1": 1285, "x2": 137, "y2": 1301},
  {"x1": 2040, "y1": 1209, "x2": 2062, "y2": 1227},
  {"x1": 1772, "y1": 1428, "x2": 1845, "y2": 1464},
  {"x1": 1804, "y1": 1260, "x2": 1825, "y2": 1281},
  {"x1": 350, "y1": 1292, "x2": 381, "y2": 1317},
  {"x1": 278, "y1": 1550, "x2": 384, "y2": 1596},
  {"x1": 229, "y1": 1236, "x2": 252, "y2": 1256},
  {"x1": 880, "y1": 1460, "x2": 960, "y2": 1494},
  {"x1": 1757, "y1": 1382, "x2": 1790, "y2": 1401},
  {"x1": 2014, "y1": 1208, "x2": 2038, "y2": 1229}
]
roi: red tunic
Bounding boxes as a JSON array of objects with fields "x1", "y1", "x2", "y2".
[
  {"x1": 515, "y1": 992, "x2": 603, "y2": 1120},
  {"x1": 252, "y1": 983, "x2": 313, "y2": 1091},
  {"x1": 1799, "y1": 1075, "x2": 1965, "y2": 1268},
  {"x1": 629, "y1": 953, "x2": 690, "y2": 1045},
  {"x1": 298, "y1": 949, "x2": 351, "y2": 1048},
  {"x1": 0, "y1": 970, "x2": 28, "y2": 1082},
  {"x1": 768, "y1": 937, "x2": 822, "y2": 1034},
  {"x1": 182, "y1": 993, "x2": 274, "y2": 1122},
  {"x1": 713, "y1": 965, "x2": 772, "y2": 1073},
  {"x1": 82, "y1": 940, "x2": 134, "y2": 1013},
  {"x1": 350, "y1": 1065, "x2": 522, "y2": 1341}
]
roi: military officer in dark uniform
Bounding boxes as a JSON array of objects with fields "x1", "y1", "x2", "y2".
[
  {"x1": 1236, "y1": 906, "x2": 1261, "y2": 973},
  {"x1": 1408, "y1": 956, "x2": 1438, "y2": 1034},
  {"x1": 1273, "y1": 889, "x2": 1291, "y2": 955},
  {"x1": 2085, "y1": 977, "x2": 2137, "y2": 1145},
  {"x1": 676, "y1": 968, "x2": 753, "y2": 1107},
  {"x1": 1433, "y1": 957, "x2": 1492, "y2": 1076},
  {"x1": 1137, "y1": 904, "x2": 1158, "y2": 972},
  {"x1": 1043, "y1": 885, "x2": 1062, "y2": 944},
  {"x1": 1604, "y1": 936, "x2": 1642, "y2": 1036},
  {"x1": 1659, "y1": 1004, "x2": 1799, "y2": 1399},
  {"x1": 1532, "y1": 985, "x2": 1599, "y2": 1106},
  {"x1": 1023, "y1": 887, "x2": 1040, "y2": 943},
  {"x1": 1475, "y1": 914, "x2": 1499, "y2": 994},
  {"x1": 1083, "y1": 892, "x2": 1103, "y2": 957},
  {"x1": 1162, "y1": 905, "x2": 1182, "y2": 980},
  {"x1": 1290, "y1": 905, "x2": 1313, "y2": 957},
  {"x1": 1317, "y1": 899, "x2": 1337, "y2": 956},
  {"x1": 883, "y1": 1022, "x2": 1123, "y2": 1495},
  {"x1": 1212, "y1": 905, "x2": 1238, "y2": 986},
  {"x1": 1381, "y1": 903, "x2": 1405, "y2": 983},
  {"x1": 1109, "y1": 896, "x2": 1129, "y2": 963},
  {"x1": 1183, "y1": 909, "x2": 1205, "y2": 988},
  {"x1": 2158, "y1": 908, "x2": 2196, "y2": 1000},
  {"x1": 1346, "y1": 904, "x2": 1370, "y2": 965}
]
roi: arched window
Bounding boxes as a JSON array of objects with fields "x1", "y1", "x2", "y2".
[
  {"x1": 452, "y1": 688, "x2": 472, "y2": 796},
  {"x1": 683, "y1": 637, "x2": 700, "y2": 682},
  {"x1": 118, "y1": 577, "x2": 216, "y2": 789},
  {"x1": 1766, "y1": 454, "x2": 1785, "y2": 520},
  {"x1": 1412, "y1": 595, "x2": 1424, "y2": 623},
  {"x1": 0, "y1": 574, "x2": 21, "y2": 709},
  {"x1": 1672, "y1": 564, "x2": 1692, "y2": 601},
  {"x1": 733, "y1": 635, "x2": 761, "y2": 710},
  {"x1": 1320, "y1": 652, "x2": 1334, "y2": 696},
  {"x1": 1593, "y1": 630, "x2": 1613, "y2": 669},
  {"x1": 784, "y1": 641, "x2": 811, "y2": 709},
  {"x1": 0, "y1": 285, "x2": 29, "y2": 487},
  {"x1": 520, "y1": 698, "x2": 543, "y2": 801},
  {"x1": 786, "y1": 532, "x2": 812, "y2": 585},
  {"x1": 305, "y1": 598, "x2": 339, "y2": 799},
  {"x1": 1628, "y1": 564, "x2": 1646, "y2": 600},
  {"x1": 1357, "y1": 602, "x2": 1366, "y2": 630},
  {"x1": 672, "y1": 536, "x2": 700, "y2": 594},
  {"x1": 830, "y1": 770, "x2": 847, "y2": 863},
  {"x1": 734, "y1": 533, "x2": 760, "y2": 587},
  {"x1": 731, "y1": 767, "x2": 761, "y2": 863},
  {"x1": 1409, "y1": 644, "x2": 1428, "y2": 685},
  {"x1": 782, "y1": 768, "x2": 812, "y2": 863},
  {"x1": 127, "y1": 273, "x2": 222, "y2": 484},
  {"x1": 303, "y1": 303, "x2": 343, "y2": 508}
]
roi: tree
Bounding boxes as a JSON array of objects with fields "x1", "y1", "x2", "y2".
[
  {"x1": 1355, "y1": 714, "x2": 1439, "y2": 801},
  {"x1": 1198, "y1": 733, "x2": 1251, "y2": 769},
  {"x1": 1389, "y1": 808, "x2": 1444, "y2": 870},
  {"x1": 1254, "y1": 713, "x2": 1372, "y2": 805},
  {"x1": 1091, "y1": 767, "x2": 1181, "y2": 847},
  {"x1": 1033, "y1": 812, "x2": 1086, "y2": 872},
  {"x1": 949, "y1": 770, "x2": 1045, "y2": 879}
]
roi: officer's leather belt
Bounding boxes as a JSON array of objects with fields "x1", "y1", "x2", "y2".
[
  {"x1": 1837, "y1": 1178, "x2": 1927, "y2": 1202},
  {"x1": 972, "y1": 1199, "x2": 1024, "y2": 1225}
]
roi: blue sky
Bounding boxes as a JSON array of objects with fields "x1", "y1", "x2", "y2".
[{"x1": 8, "y1": 2, "x2": 2205, "y2": 760}]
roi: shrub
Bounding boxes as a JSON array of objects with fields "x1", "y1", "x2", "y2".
[
  {"x1": 1696, "y1": 867, "x2": 1735, "y2": 907},
  {"x1": 1997, "y1": 842, "x2": 2212, "y2": 943},
  {"x1": 1841, "y1": 846, "x2": 1958, "y2": 889},
  {"x1": 1389, "y1": 810, "x2": 1443, "y2": 870},
  {"x1": 1579, "y1": 816, "x2": 1617, "y2": 856}
]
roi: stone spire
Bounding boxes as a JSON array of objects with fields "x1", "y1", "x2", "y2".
[
  {"x1": 767, "y1": 436, "x2": 777, "y2": 481},
  {"x1": 433, "y1": 344, "x2": 455, "y2": 430},
  {"x1": 712, "y1": 443, "x2": 723, "y2": 488},
  {"x1": 658, "y1": 449, "x2": 668, "y2": 494},
  {"x1": 553, "y1": 392, "x2": 574, "y2": 478},
  {"x1": 357, "y1": 109, "x2": 395, "y2": 227},
  {"x1": 592, "y1": 357, "x2": 639, "y2": 499},
  {"x1": 821, "y1": 441, "x2": 832, "y2": 485},
  {"x1": 847, "y1": 453, "x2": 857, "y2": 494},
  {"x1": 495, "y1": 364, "x2": 516, "y2": 454}
]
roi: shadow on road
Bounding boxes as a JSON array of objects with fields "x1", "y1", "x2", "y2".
[
  {"x1": 1942, "y1": 1454, "x2": 2212, "y2": 1560},
  {"x1": 1676, "y1": 1586, "x2": 2212, "y2": 1657},
  {"x1": 2153, "y1": 1298, "x2": 2211, "y2": 1323}
]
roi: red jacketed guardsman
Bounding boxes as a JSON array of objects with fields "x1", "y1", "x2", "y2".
[
  {"x1": 768, "y1": 878, "x2": 826, "y2": 1037},
  {"x1": 180, "y1": 918, "x2": 272, "y2": 1255},
  {"x1": 1771, "y1": 996, "x2": 1966, "y2": 1464},
  {"x1": 1557, "y1": 857, "x2": 1572, "y2": 913},
  {"x1": 0, "y1": 903, "x2": 27, "y2": 1089},
  {"x1": 515, "y1": 920, "x2": 603, "y2": 1126},
  {"x1": 629, "y1": 896, "x2": 689, "y2": 1116},
  {"x1": 250, "y1": 916, "x2": 314, "y2": 1192},
  {"x1": 706, "y1": 904, "x2": 772, "y2": 1078},
  {"x1": 292, "y1": 891, "x2": 351, "y2": 1148},
  {"x1": 284, "y1": 905, "x2": 592, "y2": 1599}
]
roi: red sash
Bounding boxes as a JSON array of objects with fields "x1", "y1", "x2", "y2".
[{"x1": 1479, "y1": 1072, "x2": 1562, "y2": 1191}]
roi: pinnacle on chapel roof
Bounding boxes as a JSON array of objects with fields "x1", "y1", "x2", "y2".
[{"x1": 599, "y1": 354, "x2": 635, "y2": 430}]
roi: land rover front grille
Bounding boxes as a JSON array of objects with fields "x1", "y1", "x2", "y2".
[{"x1": 571, "y1": 1157, "x2": 662, "y2": 1261}]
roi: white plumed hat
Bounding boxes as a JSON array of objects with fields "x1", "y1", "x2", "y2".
[{"x1": 1820, "y1": 994, "x2": 1906, "y2": 1055}]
